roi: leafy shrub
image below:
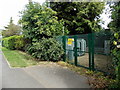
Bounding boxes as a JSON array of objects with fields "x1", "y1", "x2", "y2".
[
  {"x1": 2, "y1": 38, "x2": 8, "y2": 47},
  {"x1": 109, "y1": 2, "x2": 120, "y2": 86},
  {"x1": 108, "y1": 79, "x2": 120, "y2": 89},
  {"x1": 111, "y1": 33, "x2": 120, "y2": 84},
  {"x1": 25, "y1": 44, "x2": 35, "y2": 55},
  {"x1": 2, "y1": 36, "x2": 16, "y2": 50},
  {"x1": 2, "y1": 35, "x2": 27, "y2": 50},
  {"x1": 15, "y1": 35, "x2": 26, "y2": 50},
  {"x1": 26, "y1": 38, "x2": 64, "y2": 61}
]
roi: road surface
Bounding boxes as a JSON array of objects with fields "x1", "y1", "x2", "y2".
[{"x1": 1, "y1": 50, "x2": 90, "y2": 88}]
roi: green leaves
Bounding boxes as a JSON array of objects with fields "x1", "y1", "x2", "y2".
[
  {"x1": 49, "y1": 2, "x2": 105, "y2": 34},
  {"x1": 109, "y1": 2, "x2": 120, "y2": 84},
  {"x1": 114, "y1": 33, "x2": 119, "y2": 39},
  {"x1": 2, "y1": 35, "x2": 27, "y2": 51},
  {"x1": 19, "y1": 2, "x2": 68, "y2": 41},
  {"x1": 26, "y1": 38, "x2": 64, "y2": 61},
  {"x1": 2, "y1": 36, "x2": 16, "y2": 50},
  {"x1": 15, "y1": 35, "x2": 26, "y2": 50}
]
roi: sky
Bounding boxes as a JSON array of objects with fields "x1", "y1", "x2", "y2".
[
  {"x1": 0, "y1": 0, "x2": 111, "y2": 30},
  {"x1": 99, "y1": 4, "x2": 112, "y2": 29},
  {"x1": 0, "y1": 0, "x2": 45, "y2": 29}
]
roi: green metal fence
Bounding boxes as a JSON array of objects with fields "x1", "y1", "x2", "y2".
[
  {"x1": 94, "y1": 32, "x2": 114, "y2": 74},
  {"x1": 56, "y1": 32, "x2": 114, "y2": 75}
]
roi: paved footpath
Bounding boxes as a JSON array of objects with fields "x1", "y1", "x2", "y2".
[{"x1": 1, "y1": 50, "x2": 90, "y2": 88}]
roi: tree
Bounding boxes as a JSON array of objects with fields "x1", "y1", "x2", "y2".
[
  {"x1": 2, "y1": 17, "x2": 21, "y2": 37},
  {"x1": 49, "y1": 1, "x2": 105, "y2": 34},
  {"x1": 19, "y1": 1, "x2": 68, "y2": 43},
  {"x1": 109, "y1": 2, "x2": 120, "y2": 87}
]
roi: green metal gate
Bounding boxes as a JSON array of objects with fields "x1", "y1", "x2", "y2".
[
  {"x1": 57, "y1": 32, "x2": 113, "y2": 74},
  {"x1": 61, "y1": 33, "x2": 95, "y2": 70}
]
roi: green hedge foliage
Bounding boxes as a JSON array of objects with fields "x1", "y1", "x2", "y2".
[
  {"x1": 15, "y1": 35, "x2": 26, "y2": 50},
  {"x1": 26, "y1": 38, "x2": 64, "y2": 61},
  {"x1": 2, "y1": 35, "x2": 26, "y2": 50},
  {"x1": 2, "y1": 36, "x2": 64, "y2": 61},
  {"x1": 2, "y1": 36, "x2": 16, "y2": 50}
]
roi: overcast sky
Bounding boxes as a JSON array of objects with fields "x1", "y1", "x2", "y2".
[
  {"x1": 0, "y1": 0, "x2": 45, "y2": 29},
  {"x1": 100, "y1": 4, "x2": 112, "y2": 29},
  {"x1": 0, "y1": 0, "x2": 111, "y2": 29}
]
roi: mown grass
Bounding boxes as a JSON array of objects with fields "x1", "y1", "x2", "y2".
[{"x1": 2, "y1": 47, "x2": 38, "y2": 67}]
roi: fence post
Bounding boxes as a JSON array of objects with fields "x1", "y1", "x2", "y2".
[
  {"x1": 62, "y1": 36, "x2": 66, "y2": 62},
  {"x1": 88, "y1": 33, "x2": 95, "y2": 71},
  {"x1": 91, "y1": 33, "x2": 95, "y2": 71},
  {"x1": 74, "y1": 35, "x2": 77, "y2": 66},
  {"x1": 88, "y1": 33, "x2": 92, "y2": 70}
]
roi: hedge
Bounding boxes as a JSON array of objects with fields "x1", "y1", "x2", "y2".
[
  {"x1": 2, "y1": 35, "x2": 26, "y2": 50},
  {"x1": 2, "y1": 36, "x2": 16, "y2": 50},
  {"x1": 15, "y1": 35, "x2": 26, "y2": 50},
  {"x1": 2, "y1": 36, "x2": 64, "y2": 61}
]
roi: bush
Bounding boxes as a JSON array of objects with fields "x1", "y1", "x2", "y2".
[
  {"x1": 15, "y1": 35, "x2": 26, "y2": 50},
  {"x1": 2, "y1": 36, "x2": 16, "y2": 50},
  {"x1": 2, "y1": 35, "x2": 27, "y2": 50},
  {"x1": 2, "y1": 38, "x2": 8, "y2": 47},
  {"x1": 26, "y1": 38, "x2": 64, "y2": 61},
  {"x1": 25, "y1": 44, "x2": 35, "y2": 55},
  {"x1": 108, "y1": 79, "x2": 120, "y2": 89},
  {"x1": 111, "y1": 38, "x2": 120, "y2": 84}
]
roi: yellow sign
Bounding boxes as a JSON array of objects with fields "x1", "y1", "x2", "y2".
[{"x1": 67, "y1": 38, "x2": 74, "y2": 45}]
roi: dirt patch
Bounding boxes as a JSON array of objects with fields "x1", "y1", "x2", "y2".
[
  {"x1": 78, "y1": 53, "x2": 89, "y2": 67},
  {"x1": 78, "y1": 53, "x2": 114, "y2": 74}
]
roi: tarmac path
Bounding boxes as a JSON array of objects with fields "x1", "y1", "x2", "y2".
[{"x1": 1, "y1": 50, "x2": 90, "y2": 88}]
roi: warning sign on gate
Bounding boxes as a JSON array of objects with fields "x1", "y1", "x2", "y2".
[{"x1": 67, "y1": 38, "x2": 74, "y2": 45}]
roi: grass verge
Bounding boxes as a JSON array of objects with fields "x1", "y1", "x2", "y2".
[{"x1": 2, "y1": 47, "x2": 38, "y2": 67}]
